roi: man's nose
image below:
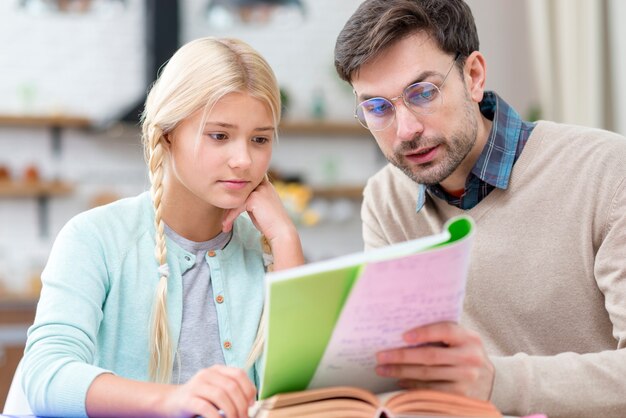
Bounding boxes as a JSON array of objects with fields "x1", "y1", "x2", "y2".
[{"x1": 394, "y1": 101, "x2": 425, "y2": 142}]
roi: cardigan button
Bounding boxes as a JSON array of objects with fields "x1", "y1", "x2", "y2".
[
  {"x1": 207, "y1": 250, "x2": 216, "y2": 257},
  {"x1": 223, "y1": 341, "x2": 232, "y2": 350},
  {"x1": 216, "y1": 295, "x2": 224, "y2": 304}
]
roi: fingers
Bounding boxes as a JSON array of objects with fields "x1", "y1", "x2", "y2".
[
  {"x1": 217, "y1": 366, "x2": 257, "y2": 402},
  {"x1": 402, "y1": 321, "x2": 481, "y2": 347},
  {"x1": 202, "y1": 366, "x2": 255, "y2": 418},
  {"x1": 192, "y1": 384, "x2": 238, "y2": 418},
  {"x1": 221, "y1": 178, "x2": 273, "y2": 233},
  {"x1": 375, "y1": 322, "x2": 494, "y2": 400},
  {"x1": 222, "y1": 206, "x2": 246, "y2": 232},
  {"x1": 377, "y1": 362, "x2": 479, "y2": 382},
  {"x1": 377, "y1": 343, "x2": 484, "y2": 368},
  {"x1": 241, "y1": 181, "x2": 292, "y2": 238},
  {"x1": 190, "y1": 399, "x2": 226, "y2": 418},
  {"x1": 187, "y1": 366, "x2": 255, "y2": 418}
]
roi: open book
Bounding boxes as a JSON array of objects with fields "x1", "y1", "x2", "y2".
[
  {"x1": 254, "y1": 386, "x2": 501, "y2": 418},
  {"x1": 259, "y1": 216, "x2": 475, "y2": 399}
]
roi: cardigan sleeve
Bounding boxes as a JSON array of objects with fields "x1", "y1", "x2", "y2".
[{"x1": 21, "y1": 215, "x2": 113, "y2": 417}]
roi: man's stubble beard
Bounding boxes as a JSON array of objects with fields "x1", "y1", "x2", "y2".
[{"x1": 387, "y1": 96, "x2": 478, "y2": 186}]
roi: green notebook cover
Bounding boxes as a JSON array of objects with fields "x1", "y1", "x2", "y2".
[{"x1": 259, "y1": 215, "x2": 474, "y2": 399}]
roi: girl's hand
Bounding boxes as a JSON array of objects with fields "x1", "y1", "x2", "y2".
[
  {"x1": 222, "y1": 177, "x2": 304, "y2": 270},
  {"x1": 86, "y1": 366, "x2": 254, "y2": 418},
  {"x1": 161, "y1": 365, "x2": 255, "y2": 418},
  {"x1": 221, "y1": 177, "x2": 291, "y2": 240}
]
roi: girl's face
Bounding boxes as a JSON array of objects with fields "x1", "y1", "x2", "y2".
[{"x1": 165, "y1": 91, "x2": 275, "y2": 211}]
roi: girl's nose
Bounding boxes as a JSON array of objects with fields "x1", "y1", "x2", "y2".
[{"x1": 228, "y1": 142, "x2": 252, "y2": 169}]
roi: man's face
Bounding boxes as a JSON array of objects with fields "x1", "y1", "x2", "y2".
[{"x1": 351, "y1": 32, "x2": 480, "y2": 187}]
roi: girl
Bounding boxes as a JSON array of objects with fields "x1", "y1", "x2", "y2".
[{"x1": 19, "y1": 37, "x2": 304, "y2": 418}]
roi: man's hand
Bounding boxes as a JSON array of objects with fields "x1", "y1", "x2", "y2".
[{"x1": 375, "y1": 321, "x2": 495, "y2": 400}]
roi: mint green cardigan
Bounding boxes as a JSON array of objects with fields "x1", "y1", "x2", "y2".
[{"x1": 21, "y1": 192, "x2": 266, "y2": 417}]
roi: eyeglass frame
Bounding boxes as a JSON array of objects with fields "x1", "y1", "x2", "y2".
[{"x1": 353, "y1": 52, "x2": 461, "y2": 131}]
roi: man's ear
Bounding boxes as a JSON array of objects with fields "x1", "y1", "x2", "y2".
[{"x1": 463, "y1": 51, "x2": 487, "y2": 104}]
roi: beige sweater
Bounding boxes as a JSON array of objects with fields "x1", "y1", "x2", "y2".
[{"x1": 362, "y1": 121, "x2": 626, "y2": 418}]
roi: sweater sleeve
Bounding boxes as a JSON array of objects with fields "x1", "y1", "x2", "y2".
[
  {"x1": 21, "y1": 215, "x2": 113, "y2": 417},
  {"x1": 490, "y1": 177, "x2": 626, "y2": 418},
  {"x1": 361, "y1": 181, "x2": 391, "y2": 250}
]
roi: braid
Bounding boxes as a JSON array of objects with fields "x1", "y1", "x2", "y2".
[{"x1": 147, "y1": 125, "x2": 173, "y2": 383}]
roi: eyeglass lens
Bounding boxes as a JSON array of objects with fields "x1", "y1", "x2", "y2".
[
  {"x1": 355, "y1": 53, "x2": 459, "y2": 131},
  {"x1": 355, "y1": 82, "x2": 442, "y2": 131}
]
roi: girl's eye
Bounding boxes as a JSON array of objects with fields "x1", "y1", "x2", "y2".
[
  {"x1": 252, "y1": 136, "x2": 270, "y2": 144},
  {"x1": 207, "y1": 132, "x2": 228, "y2": 141}
]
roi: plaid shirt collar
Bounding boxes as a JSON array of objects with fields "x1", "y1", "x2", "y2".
[{"x1": 417, "y1": 91, "x2": 534, "y2": 211}]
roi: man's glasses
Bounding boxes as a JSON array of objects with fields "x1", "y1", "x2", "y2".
[{"x1": 354, "y1": 53, "x2": 460, "y2": 131}]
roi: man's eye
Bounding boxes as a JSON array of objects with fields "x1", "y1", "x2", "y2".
[
  {"x1": 408, "y1": 85, "x2": 438, "y2": 104},
  {"x1": 364, "y1": 99, "x2": 392, "y2": 116},
  {"x1": 420, "y1": 89, "x2": 437, "y2": 100}
]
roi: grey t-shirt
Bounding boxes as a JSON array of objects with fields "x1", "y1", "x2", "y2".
[{"x1": 165, "y1": 224, "x2": 232, "y2": 384}]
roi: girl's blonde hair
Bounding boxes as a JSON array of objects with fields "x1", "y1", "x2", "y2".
[{"x1": 140, "y1": 37, "x2": 280, "y2": 383}]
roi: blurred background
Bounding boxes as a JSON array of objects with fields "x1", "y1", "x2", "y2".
[{"x1": 0, "y1": 0, "x2": 625, "y2": 406}]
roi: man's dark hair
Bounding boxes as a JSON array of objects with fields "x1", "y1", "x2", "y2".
[{"x1": 334, "y1": 0, "x2": 479, "y2": 83}]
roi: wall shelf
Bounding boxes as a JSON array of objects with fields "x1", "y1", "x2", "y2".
[
  {"x1": 0, "y1": 116, "x2": 368, "y2": 137},
  {"x1": 0, "y1": 180, "x2": 74, "y2": 197},
  {"x1": 0, "y1": 114, "x2": 86, "y2": 238},
  {"x1": 279, "y1": 120, "x2": 369, "y2": 136},
  {"x1": 0, "y1": 114, "x2": 91, "y2": 128},
  {"x1": 311, "y1": 185, "x2": 363, "y2": 200},
  {"x1": 0, "y1": 180, "x2": 74, "y2": 237},
  {"x1": 0, "y1": 114, "x2": 92, "y2": 157},
  {"x1": 0, "y1": 117, "x2": 365, "y2": 132}
]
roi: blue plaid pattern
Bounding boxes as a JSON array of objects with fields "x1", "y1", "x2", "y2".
[{"x1": 423, "y1": 91, "x2": 535, "y2": 210}]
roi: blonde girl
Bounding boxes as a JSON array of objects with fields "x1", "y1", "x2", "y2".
[{"x1": 19, "y1": 37, "x2": 304, "y2": 418}]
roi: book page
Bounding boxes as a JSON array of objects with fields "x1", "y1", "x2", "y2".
[{"x1": 308, "y1": 236, "x2": 472, "y2": 393}]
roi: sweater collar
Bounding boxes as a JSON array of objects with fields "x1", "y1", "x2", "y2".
[{"x1": 417, "y1": 92, "x2": 534, "y2": 211}]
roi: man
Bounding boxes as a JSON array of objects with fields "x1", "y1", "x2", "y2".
[{"x1": 334, "y1": 1, "x2": 626, "y2": 417}]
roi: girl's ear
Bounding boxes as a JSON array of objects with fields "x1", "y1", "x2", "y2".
[{"x1": 162, "y1": 132, "x2": 172, "y2": 149}]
